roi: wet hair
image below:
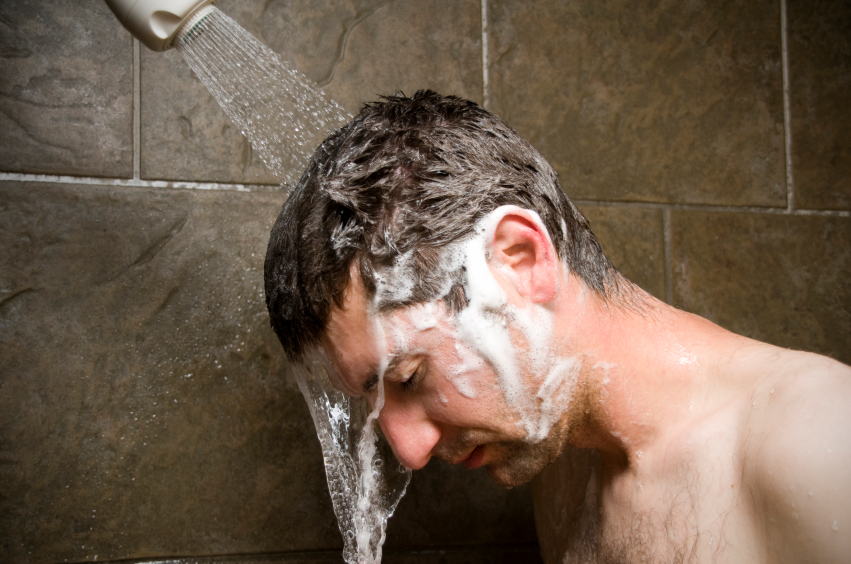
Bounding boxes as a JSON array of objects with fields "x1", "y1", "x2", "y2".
[{"x1": 265, "y1": 90, "x2": 627, "y2": 363}]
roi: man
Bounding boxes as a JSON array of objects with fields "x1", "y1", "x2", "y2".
[{"x1": 265, "y1": 91, "x2": 851, "y2": 563}]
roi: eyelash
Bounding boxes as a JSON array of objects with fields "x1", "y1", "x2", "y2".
[{"x1": 400, "y1": 366, "x2": 422, "y2": 392}]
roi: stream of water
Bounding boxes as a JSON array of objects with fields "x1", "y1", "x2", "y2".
[
  {"x1": 175, "y1": 8, "x2": 411, "y2": 563},
  {"x1": 177, "y1": 7, "x2": 351, "y2": 190}
]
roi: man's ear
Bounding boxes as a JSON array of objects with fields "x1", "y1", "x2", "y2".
[{"x1": 487, "y1": 209, "x2": 558, "y2": 304}]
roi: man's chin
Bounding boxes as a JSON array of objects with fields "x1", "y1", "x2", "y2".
[
  {"x1": 486, "y1": 463, "x2": 540, "y2": 488},
  {"x1": 483, "y1": 439, "x2": 564, "y2": 487}
]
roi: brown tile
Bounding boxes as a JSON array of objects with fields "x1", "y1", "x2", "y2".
[
  {"x1": 488, "y1": 0, "x2": 786, "y2": 206},
  {"x1": 387, "y1": 461, "x2": 538, "y2": 549},
  {"x1": 0, "y1": 182, "x2": 340, "y2": 562},
  {"x1": 788, "y1": 0, "x2": 851, "y2": 211},
  {"x1": 671, "y1": 211, "x2": 851, "y2": 365},
  {"x1": 0, "y1": 181, "x2": 545, "y2": 563},
  {"x1": 383, "y1": 544, "x2": 542, "y2": 564},
  {"x1": 318, "y1": 0, "x2": 483, "y2": 111},
  {"x1": 105, "y1": 546, "x2": 542, "y2": 564},
  {"x1": 0, "y1": 0, "x2": 133, "y2": 177},
  {"x1": 578, "y1": 205, "x2": 666, "y2": 301},
  {"x1": 141, "y1": 0, "x2": 482, "y2": 184}
]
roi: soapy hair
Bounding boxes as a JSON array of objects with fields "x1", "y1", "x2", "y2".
[{"x1": 265, "y1": 90, "x2": 628, "y2": 363}]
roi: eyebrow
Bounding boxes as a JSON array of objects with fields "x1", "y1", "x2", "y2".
[
  {"x1": 360, "y1": 353, "x2": 407, "y2": 395},
  {"x1": 362, "y1": 371, "x2": 378, "y2": 395}
]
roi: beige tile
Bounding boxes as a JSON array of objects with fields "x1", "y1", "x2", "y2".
[
  {"x1": 671, "y1": 211, "x2": 851, "y2": 365},
  {"x1": 579, "y1": 205, "x2": 666, "y2": 301},
  {"x1": 141, "y1": 0, "x2": 482, "y2": 184},
  {"x1": 489, "y1": 0, "x2": 786, "y2": 206},
  {"x1": 0, "y1": 0, "x2": 133, "y2": 177},
  {"x1": 788, "y1": 0, "x2": 851, "y2": 211}
]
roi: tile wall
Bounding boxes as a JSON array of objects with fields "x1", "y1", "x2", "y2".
[{"x1": 1, "y1": 0, "x2": 847, "y2": 563}]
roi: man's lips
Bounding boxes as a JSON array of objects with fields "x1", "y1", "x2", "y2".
[{"x1": 461, "y1": 445, "x2": 486, "y2": 469}]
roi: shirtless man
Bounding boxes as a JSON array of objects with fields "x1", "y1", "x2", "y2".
[{"x1": 264, "y1": 90, "x2": 851, "y2": 563}]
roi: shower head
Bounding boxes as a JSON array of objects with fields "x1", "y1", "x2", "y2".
[{"x1": 105, "y1": 0, "x2": 217, "y2": 52}]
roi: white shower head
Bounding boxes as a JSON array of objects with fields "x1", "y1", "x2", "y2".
[{"x1": 105, "y1": 0, "x2": 217, "y2": 51}]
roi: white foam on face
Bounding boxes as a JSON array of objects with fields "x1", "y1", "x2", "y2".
[
  {"x1": 410, "y1": 302, "x2": 439, "y2": 331},
  {"x1": 374, "y1": 250, "x2": 418, "y2": 305},
  {"x1": 592, "y1": 361, "x2": 616, "y2": 386},
  {"x1": 452, "y1": 206, "x2": 582, "y2": 443},
  {"x1": 370, "y1": 206, "x2": 584, "y2": 447}
]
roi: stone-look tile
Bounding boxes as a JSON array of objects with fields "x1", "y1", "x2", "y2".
[
  {"x1": 532, "y1": 447, "x2": 599, "y2": 564},
  {"x1": 0, "y1": 1, "x2": 133, "y2": 177},
  {"x1": 579, "y1": 205, "x2": 666, "y2": 301},
  {"x1": 488, "y1": 0, "x2": 786, "y2": 206},
  {"x1": 788, "y1": 0, "x2": 851, "y2": 210},
  {"x1": 384, "y1": 544, "x2": 542, "y2": 564},
  {"x1": 388, "y1": 461, "x2": 538, "y2": 549},
  {"x1": 0, "y1": 182, "x2": 341, "y2": 562},
  {"x1": 0, "y1": 181, "x2": 544, "y2": 563},
  {"x1": 671, "y1": 211, "x2": 851, "y2": 365},
  {"x1": 141, "y1": 0, "x2": 482, "y2": 184},
  {"x1": 112, "y1": 545, "x2": 542, "y2": 564}
]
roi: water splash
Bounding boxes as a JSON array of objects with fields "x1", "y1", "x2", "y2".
[
  {"x1": 177, "y1": 7, "x2": 351, "y2": 190},
  {"x1": 295, "y1": 351, "x2": 410, "y2": 564}
]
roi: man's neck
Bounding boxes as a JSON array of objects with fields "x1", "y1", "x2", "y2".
[{"x1": 553, "y1": 276, "x2": 757, "y2": 466}]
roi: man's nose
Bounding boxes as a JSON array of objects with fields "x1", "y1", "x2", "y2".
[{"x1": 377, "y1": 397, "x2": 441, "y2": 470}]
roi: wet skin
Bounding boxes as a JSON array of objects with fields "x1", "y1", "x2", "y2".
[
  {"x1": 321, "y1": 208, "x2": 575, "y2": 486},
  {"x1": 321, "y1": 209, "x2": 851, "y2": 562},
  {"x1": 321, "y1": 271, "x2": 561, "y2": 485}
]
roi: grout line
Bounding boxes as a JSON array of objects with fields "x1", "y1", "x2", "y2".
[
  {"x1": 0, "y1": 172, "x2": 279, "y2": 193},
  {"x1": 1, "y1": 171, "x2": 847, "y2": 215},
  {"x1": 573, "y1": 198, "x2": 851, "y2": 218},
  {"x1": 133, "y1": 39, "x2": 141, "y2": 180},
  {"x1": 481, "y1": 0, "x2": 490, "y2": 109},
  {"x1": 781, "y1": 0, "x2": 795, "y2": 211},
  {"x1": 663, "y1": 209, "x2": 673, "y2": 306}
]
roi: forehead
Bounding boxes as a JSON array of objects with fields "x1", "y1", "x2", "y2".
[
  {"x1": 321, "y1": 273, "x2": 378, "y2": 397},
  {"x1": 322, "y1": 271, "x2": 459, "y2": 397}
]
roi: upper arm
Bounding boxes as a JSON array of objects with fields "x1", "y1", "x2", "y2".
[{"x1": 748, "y1": 361, "x2": 851, "y2": 564}]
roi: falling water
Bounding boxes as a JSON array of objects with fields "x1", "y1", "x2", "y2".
[
  {"x1": 297, "y1": 352, "x2": 411, "y2": 564},
  {"x1": 176, "y1": 6, "x2": 351, "y2": 189},
  {"x1": 174, "y1": 7, "x2": 411, "y2": 563}
]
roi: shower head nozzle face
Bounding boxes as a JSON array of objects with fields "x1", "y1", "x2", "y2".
[{"x1": 104, "y1": 0, "x2": 217, "y2": 52}]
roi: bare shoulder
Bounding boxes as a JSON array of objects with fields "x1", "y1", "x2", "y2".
[{"x1": 742, "y1": 349, "x2": 851, "y2": 564}]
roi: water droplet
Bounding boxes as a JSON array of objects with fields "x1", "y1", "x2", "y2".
[
  {"x1": 346, "y1": 530, "x2": 355, "y2": 539},
  {"x1": 832, "y1": 520, "x2": 839, "y2": 531},
  {"x1": 808, "y1": 489, "x2": 814, "y2": 496},
  {"x1": 770, "y1": 387, "x2": 775, "y2": 394}
]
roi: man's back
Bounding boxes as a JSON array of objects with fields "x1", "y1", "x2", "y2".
[{"x1": 534, "y1": 341, "x2": 851, "y2": 563}]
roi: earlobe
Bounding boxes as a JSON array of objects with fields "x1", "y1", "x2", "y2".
[{"x1": 487, "y1": 208, "x2": 558, "y2": 304}]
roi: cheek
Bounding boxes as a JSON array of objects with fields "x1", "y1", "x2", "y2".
[{"x1": 427, "y1": 340, "x2": 502, "y2": 409}]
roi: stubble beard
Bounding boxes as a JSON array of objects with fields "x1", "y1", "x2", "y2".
[
  {"x1": 486, "y1": 419, "x2": 570, "y2": 487},
  {"x1": 435, "y1": 419, "x2": 570, "y2": 488}
]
